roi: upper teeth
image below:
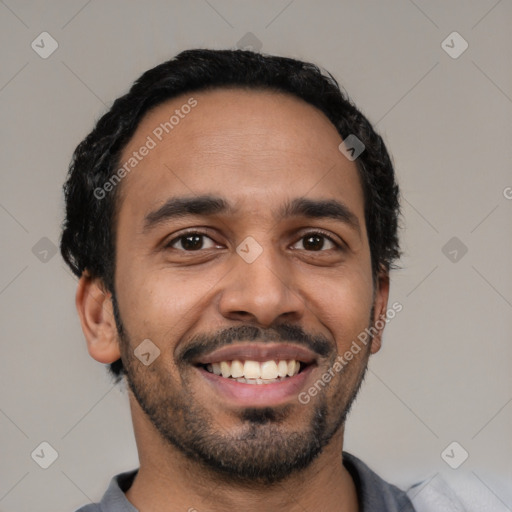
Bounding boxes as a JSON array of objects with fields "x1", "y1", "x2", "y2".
[{"x1": 206, "y1": 359, "x2": 301, "y2": 380}]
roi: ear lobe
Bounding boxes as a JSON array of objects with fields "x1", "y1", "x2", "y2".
[
  {"x1": 75, "y1": 273, "x2": 121, "y2": 364},
  {"x1": 370, "y1": 269, "x2": 390, "y2": 354}
]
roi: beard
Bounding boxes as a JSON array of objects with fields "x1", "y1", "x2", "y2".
[{"x1": 113, "y1": 295, "x2": 372, "y2": 486}]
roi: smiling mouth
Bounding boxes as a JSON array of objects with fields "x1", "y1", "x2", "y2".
[{"x1": 197, "y1": 359, "x2": 310, "y2": 385}]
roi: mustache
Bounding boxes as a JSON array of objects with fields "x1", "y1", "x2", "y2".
[{"x1": 179, "y1": 324, "x2": 331, "y2": 364}]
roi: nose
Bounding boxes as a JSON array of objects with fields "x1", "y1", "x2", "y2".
[{"x1": 218, "y1": 243, "x2": 305, "y2": 327}]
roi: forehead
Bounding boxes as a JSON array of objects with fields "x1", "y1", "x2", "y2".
[{"x1": 115, "y1": 88, "x2": 365, "y2": 227}]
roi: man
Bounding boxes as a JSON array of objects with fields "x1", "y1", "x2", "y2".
[{"x1": 61, "y1": 48, "x2": 426, "y2": 511}]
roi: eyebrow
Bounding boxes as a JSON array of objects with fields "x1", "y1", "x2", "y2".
[
  {"x1": 280, "y1": 197, "x2": 361, "y2": 234},
  {"x1": 143, "y1": 194, "x2": 361, "y2": 235},
  {"x1": 143, "y1": 196, "x2": 232, "y2": 232}
]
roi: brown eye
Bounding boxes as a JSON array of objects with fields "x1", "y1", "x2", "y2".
[
  {"x1": 292, "y1": 232, "x2": 338, "y2": 251},
  {"x1": 168, "y1": 233, "x2": 217, "y2": 251}
]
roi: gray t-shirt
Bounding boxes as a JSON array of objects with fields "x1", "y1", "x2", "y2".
[{"x1": 74, "y1": 451, "x2": 416, "y2": 511}]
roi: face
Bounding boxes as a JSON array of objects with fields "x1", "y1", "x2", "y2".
[{"x1": 107, "y1": 88, "x2": 388, "y2": 484}]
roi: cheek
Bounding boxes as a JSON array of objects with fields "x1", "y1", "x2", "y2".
[
  {"x1": 308, "y1": 266, "x2": 374, "y2": 349},
  {"x1": 116, "y1": 266, "x2": 222, "y2": 343}
]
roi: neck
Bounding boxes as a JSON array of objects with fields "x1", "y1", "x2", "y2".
[{"x1": 125, "y1": 397, "x2": 359, "y2": 512}]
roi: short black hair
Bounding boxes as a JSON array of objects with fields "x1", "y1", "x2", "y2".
[{"x1": 60, "y1": 48, "x2": 401, "y2": 383}]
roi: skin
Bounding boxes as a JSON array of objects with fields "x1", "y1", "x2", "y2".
[{"x1": 76, "y1": 88, "x2": 390, "y2": 512}]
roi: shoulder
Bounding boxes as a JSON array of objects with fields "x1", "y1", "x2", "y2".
[
  {"x1": 407, "y1": 474, "x2": 467, "y2": 512},
  {"x1": 72, "y1": 469, "x2": 139, "y2": 512},
  {"x1": 343, "y1": 452, "x2": 416, "y2": 511},
  {"x1": 73, "y1": 505, "x2": 101, "y2": 512},
  {"x1": 407, "y1": 472, "x2": 512, "y2": 512}
]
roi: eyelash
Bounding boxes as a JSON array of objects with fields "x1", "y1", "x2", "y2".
[{"x1": 165, "y1": 229, "x2": 343, "y2": 252}]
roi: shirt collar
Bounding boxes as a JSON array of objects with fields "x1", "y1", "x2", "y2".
[{"x1": 97, "y1": 452, "x2": 415, "y2": 512}]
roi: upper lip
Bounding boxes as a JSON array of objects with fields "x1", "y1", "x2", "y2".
[{"x1": 193, "y1": 343, "x2": 318, "y2": 365}]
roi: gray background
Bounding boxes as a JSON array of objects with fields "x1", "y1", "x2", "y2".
[{"x1": 1, "y1": 1, "x2": 511, "y2": 510}]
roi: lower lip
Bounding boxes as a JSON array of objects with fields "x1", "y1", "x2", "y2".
[{"x1": 196, "y1": 365, "x2": 315, "y2": 407}]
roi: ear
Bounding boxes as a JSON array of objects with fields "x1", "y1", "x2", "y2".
[
  {"x1": 75, "y1": 273, "x2": 121, "y2": 364},
  {"x1": 370, "y1": 267, "x2": 390, "y2": 354}
]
